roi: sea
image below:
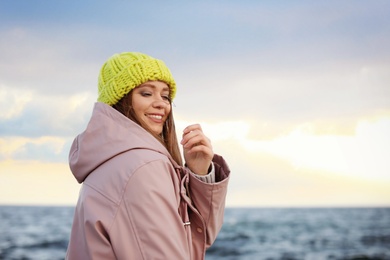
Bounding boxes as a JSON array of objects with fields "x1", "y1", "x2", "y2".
[{"x1": 0, "y1": 206, "x2": 389, "y2": 260}]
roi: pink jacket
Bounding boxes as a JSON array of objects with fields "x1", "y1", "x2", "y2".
[{"x1": 66, "y1": 102, "x2": 230, "y2": 260}]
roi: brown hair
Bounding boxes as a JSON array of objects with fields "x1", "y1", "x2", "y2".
[{"x1": 113, "y1": 90, "x2": 183, "y2": 166}]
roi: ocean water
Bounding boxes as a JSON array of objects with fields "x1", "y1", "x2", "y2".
[{"x1": 0, "y1": 206, "x2": 389, "y2": 260}]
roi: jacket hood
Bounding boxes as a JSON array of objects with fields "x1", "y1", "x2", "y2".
[{"x1": 69, "y1": 102, "x2": 172, "y2": 183}]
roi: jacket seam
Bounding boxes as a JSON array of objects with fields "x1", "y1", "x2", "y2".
[
  {"x1": 123, "y1": 198, "x2": 146, "y2": 260},
  {"x1": 83, "y1": 182, "x2": 118, "y2": 205},
  {"x1": 83, "y1": 181, "x2": 122, "y2": 258},
  {"x1": 117, "y1": 158, "x2": 172, "y2": 260},
  {"x1": 205, "y1": 184, "x2": 215, "y2": 228}
]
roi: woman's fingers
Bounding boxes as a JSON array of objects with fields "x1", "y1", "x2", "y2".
[
  {"x1": 182, "y1": 124, "x2": 202, "y2": 135},
  {"x1": 181, "y1": 130, "x2": 210, "y2": 149},
  {"x1": 181, "y1": 124, "x2": 209, "y2": 146},
  {"x1": 181, "y1": 124, "x2": 214, "y2": 175}
]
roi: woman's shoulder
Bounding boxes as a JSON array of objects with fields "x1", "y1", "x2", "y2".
[
  {"x1": 83, "y1": 148, "x2": 174, "y2": 204},
  {"x1": 125, "y1": 147, "x2": 171, "y2": 165},
  {"x1": 110, "y1": 148, "x2": 174, "y2": 178}
]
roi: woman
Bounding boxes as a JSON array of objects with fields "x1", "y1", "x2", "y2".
[{"x1": 66, "y1": 52, "x2": 230, "y2": 260}]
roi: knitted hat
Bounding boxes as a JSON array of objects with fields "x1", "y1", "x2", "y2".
[{"x1": 97, "y1": 52, "x2": 177, "y2": 106}]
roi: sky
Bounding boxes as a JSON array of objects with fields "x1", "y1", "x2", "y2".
[{"x1": 0, "y1": 0, "x2": 389, "y2": 207}]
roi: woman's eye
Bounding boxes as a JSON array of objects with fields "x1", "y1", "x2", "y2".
[
  {"x1": 162, "y1": 95, "x2": 171, "y2": 102},
  {"x1": 141, "y1": 92, "x2": 152, "y2": 97}
]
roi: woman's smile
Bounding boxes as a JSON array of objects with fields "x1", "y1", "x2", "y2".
[{"x1": 146, "y1": 113, "x2": 164, "y2": 121}]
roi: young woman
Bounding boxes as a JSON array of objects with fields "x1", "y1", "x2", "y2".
[{"x1": 66, "y1": 52, "x2": 230, "y2": 260}]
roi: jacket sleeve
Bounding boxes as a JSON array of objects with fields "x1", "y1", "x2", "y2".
[
  {"x1": 117, "y1": 159, "x2": 190, "y2": 259},
  {"x1": 188, "y1": 154, "x2": 230, "y2": 248}
]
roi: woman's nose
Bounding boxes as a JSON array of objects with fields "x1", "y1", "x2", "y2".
[{"x1": 152, "y1": 98, "x2": 169, "y2": 108}]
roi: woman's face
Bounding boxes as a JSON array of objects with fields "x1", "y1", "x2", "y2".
[{"x1": 132, "y1": 81, "x2": 171, "y2": 135}]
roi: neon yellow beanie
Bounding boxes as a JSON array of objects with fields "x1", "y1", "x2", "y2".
[{"x1": 97, "y1": 52, "x2": 176, "y2": 106}]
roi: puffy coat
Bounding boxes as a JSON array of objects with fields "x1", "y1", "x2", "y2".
[{"x1": 66, "y1": 102, "x2": 230, "y2": 260}]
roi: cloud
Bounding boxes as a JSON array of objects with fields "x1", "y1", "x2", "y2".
[
  {"x1": 0, "y1": 84, "x2": 33, "y2": 119},
  {"x1": 0, "y1": 136, "x2": 71, "y2": 163},
  {"x1": 0, "y1": 85, "x2": 95, "y2": 137},
  {"x1": 242, "y1": 117, "x2": 390, "y2": 181},
  {"x1": 0, "y1": 27, "x2": 101, "y2": 96},
  {"x1": 174, "y1": 63, "x2": 390, "y2": 139}
]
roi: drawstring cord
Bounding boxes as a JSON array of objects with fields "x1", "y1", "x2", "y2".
[{"x1": 175, "y1": 167, "x2": 191, "y2": 227}]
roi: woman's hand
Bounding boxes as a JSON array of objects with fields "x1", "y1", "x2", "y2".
[{"x1": 181, "y1": 124, "x2": 214, "y2": 175}]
